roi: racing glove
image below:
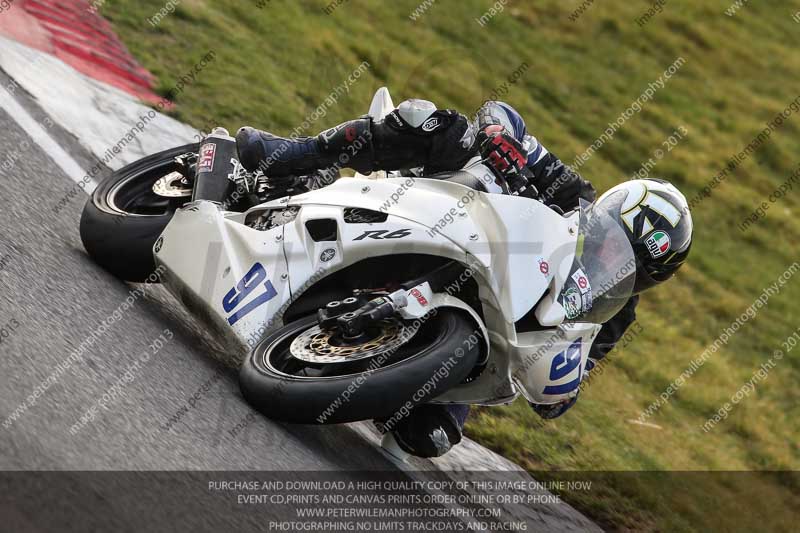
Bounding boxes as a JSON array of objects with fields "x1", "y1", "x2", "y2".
[
  {"x1": 477, "y1": 125, "x2": 538, "y2": 199},
  {"x1": 530, "y1": 395, "x2": 578, "y2": 420},
  {"x1": 530, "y1": 358, "x2": 600, "y2": 420}
]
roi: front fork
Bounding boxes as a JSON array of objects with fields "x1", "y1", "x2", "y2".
[{"x1": 318, "y1": 290, "x2": 410, "y2": 338}]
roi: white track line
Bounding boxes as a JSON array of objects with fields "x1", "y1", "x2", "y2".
[{"x1": 0, "y1": 85, "x2": 97, "y2": 193}]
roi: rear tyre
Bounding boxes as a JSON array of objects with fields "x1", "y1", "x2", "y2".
[
  {"x1": 239, "y1": 310, "x2": 481, "y2": 425},
  {"x1": 79, "y1": 143, "x2": 198, "y2": 282}
]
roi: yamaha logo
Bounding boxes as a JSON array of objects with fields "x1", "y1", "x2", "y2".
[{"x1": 320, "y1": 248, "x2": 336, "y2": 262}]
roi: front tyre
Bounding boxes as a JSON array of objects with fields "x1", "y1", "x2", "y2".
[
  {"x1": 79, "y1": 143, "x2": 199, "y2": 282},
  {"x1": 239, "y1": 310, "x2": 481, "y2": 425}
]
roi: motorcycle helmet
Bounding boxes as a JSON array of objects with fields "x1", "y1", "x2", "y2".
[{"x1": 593, "y1": 179, "x2": 693, "y2": 294}]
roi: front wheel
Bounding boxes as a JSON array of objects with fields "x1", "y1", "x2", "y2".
[
  {"x1": 79, "y1": 143, "x2": 199, "y2": 282},
  {"x1": 239, "y1": 310, "x2": 481, "y2": 425}
]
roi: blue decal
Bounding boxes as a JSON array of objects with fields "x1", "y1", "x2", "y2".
[
  {"x1": 223, "y1": 263, "x2": 278, "y2": 325},
  {"x1": 542, "y1": 339, "x2": 583, "y2": 395}
]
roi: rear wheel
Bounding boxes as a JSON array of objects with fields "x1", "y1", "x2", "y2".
[
  {"x1": 239, "y1": 310, "x2": 481, "y2": 424},
  {"x1": 79, "y1": 144, "x2": 198, "y2": 282}
]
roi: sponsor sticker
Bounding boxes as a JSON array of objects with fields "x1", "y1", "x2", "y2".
[
  {"x1": 387, "y1": 111, "x2": 405, "y2": 129},
  {"x1": 581, "y1": 286, "x2": 593, "y2": 314},
  {"x1": 562, "y1": 287, "x2": 581, "y2": 319},
  {"x1": 198, "y1": 143, "x2": 217, "y2": 173},
  {"x1": 421, "y1": 117, "x2": 441, "y2": 132},
  {"x1": 538, "y1": 259, "x2": 550, "y2": 276},
  {"x1": 645, "y1": 230, "x2": 671, "y2": 258},
  {"x1": 571, "y1": 268, "x2": 590, "y2": 294},
  {"x1": 409, "y1": 288, "x2": 429, "y2": 307}
]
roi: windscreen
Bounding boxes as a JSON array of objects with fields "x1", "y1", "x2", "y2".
[{"x1": 558, "y1": 195, "x2": 636, "y2": 324}]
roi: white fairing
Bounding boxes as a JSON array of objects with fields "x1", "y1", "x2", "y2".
[{"x1": 154, "y1": 88, "x2": 607, "y2": 406}]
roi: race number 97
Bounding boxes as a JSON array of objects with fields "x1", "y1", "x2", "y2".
[
  {"x1": 542, "y1": 339, "x2": 583, "y2": 395},
  {"x1": 223, "y1": 263, "x2": 278, "y2": 325}
]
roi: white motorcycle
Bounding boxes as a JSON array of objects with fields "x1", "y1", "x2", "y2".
[{"x1": 80, "y1": 88, "x2": 635, "y2": 429}]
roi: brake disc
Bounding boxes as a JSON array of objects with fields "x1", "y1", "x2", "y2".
[
  {"x1": 153, "y1": 171, "x2": 192, "y2": 197},
  {"x1": 289, "y1": 318, "x2": 418, "y2": 364}
]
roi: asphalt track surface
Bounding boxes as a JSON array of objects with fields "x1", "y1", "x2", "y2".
[
  {"x1": 0, "y1": 67, "x2": 601, "y2": 532},
  {"x1": 0, "y1": 85, "x2": 431, "y2": 530}
]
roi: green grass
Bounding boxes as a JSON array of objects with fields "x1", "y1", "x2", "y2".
[{"x1": 102, "y1": 0, "x2": 800, "y2": 530}]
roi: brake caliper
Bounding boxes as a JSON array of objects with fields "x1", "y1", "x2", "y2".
[{"x1": 332, "y1": 291, "x2": 409, "y2": 338}]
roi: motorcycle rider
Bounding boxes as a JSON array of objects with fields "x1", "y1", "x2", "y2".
[{"x1": 234, "y1": 99, "x2": 693, "y2": 458}]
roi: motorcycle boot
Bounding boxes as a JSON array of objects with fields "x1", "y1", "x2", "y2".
[{"x1": 379, "y1": 404, "x2": 470, "y2": 458}]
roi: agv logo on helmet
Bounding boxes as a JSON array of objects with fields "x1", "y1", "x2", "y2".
[{"x1": 645, "y1": 230, "x2": 671, "y2": 259}]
